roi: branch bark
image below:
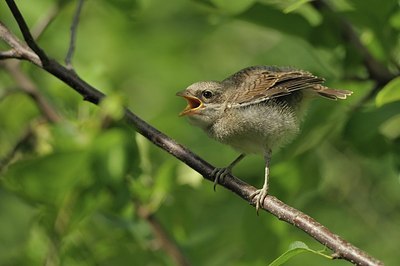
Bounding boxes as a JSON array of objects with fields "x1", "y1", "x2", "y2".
[
  {"x1": 0, "y1": 1, "x2": 384, "y2": 265},
  {"x1": 0, "y1": 21, "x2": 41, "y2": 66}
]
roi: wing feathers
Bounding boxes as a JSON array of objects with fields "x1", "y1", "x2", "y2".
[{"x1": 224, "y1": 66, "x2": 329, "y2": 104}]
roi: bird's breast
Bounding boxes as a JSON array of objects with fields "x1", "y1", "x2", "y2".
[{"x1": 208, "y1": 102, "x2": 300, "y2": 153}]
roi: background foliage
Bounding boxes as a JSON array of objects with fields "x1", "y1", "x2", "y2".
[{"x1": 0, "y1": 0, "x2": 399, "y2": 265}]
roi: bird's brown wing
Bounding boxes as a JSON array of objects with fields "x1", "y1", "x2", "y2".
[{"x1": 223, "y1": 66, "x2": 325, "y2": 105}]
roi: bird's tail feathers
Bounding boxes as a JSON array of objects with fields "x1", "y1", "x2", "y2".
[{"x1": 315, "y1": 85, "x2": 353, "y2": 100}]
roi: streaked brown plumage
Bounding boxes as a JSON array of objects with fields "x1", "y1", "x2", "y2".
[{"x1": 177, "y1": 66, "x2": 352, "y2": 212}]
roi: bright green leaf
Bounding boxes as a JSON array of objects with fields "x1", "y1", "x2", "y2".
[
  {"x1": 268, "y1": 241, "x2": 332, "y2": 266},
  {"x1": 376, "y1": 77, "x2": 400, "y2": 107},
  {"x1": 99, "y1": 94, "x2": 125, "y2": 121}
]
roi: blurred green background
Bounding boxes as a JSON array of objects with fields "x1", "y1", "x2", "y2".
[{"x1": 0, "y1": 0, "x2": 399, "y2": 265}]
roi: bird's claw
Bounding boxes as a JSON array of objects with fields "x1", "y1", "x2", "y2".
[
  {"x1": 250, "y1": 188, "x2": 268, "y2": 215},
  {"x1": 211, "y1": 167, "x2": 231, "y2": 191}
]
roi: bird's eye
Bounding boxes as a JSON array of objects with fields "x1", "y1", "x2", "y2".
[{"x1": 202, "y1": 90, "x2": 213, "y2": 99}]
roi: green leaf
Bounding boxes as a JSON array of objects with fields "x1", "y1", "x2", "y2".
[
  {"x1": 376, "y1": 76, "x2": 400, "y2": 107},
  {"x1": 268, "y1": 241, "x2": 332, "y2": 266}
]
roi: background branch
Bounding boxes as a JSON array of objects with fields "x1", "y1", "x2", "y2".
[
  {"x1": 0, "y1": 1, "x2": 386, "y2": 265},
  {"x1": 1, "y1": 61, "x2": 61, "y2": 122},
  {"x1": 135, "y1": 202, "x2": 190, "y2": 266},
  {"x1": 65, "y1": 0, "x2": 84, "y2": 70},
  {"x1": 312, "y1": 0, "x2": 395, "y2": 86}
]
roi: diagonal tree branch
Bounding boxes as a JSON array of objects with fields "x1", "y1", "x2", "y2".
[{"x1": 0, "y1": 1, "x2": 383, "y2": 265}]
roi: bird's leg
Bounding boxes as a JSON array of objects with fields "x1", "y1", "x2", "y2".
[
  {"x1": 212, "y1": 153, "x2": 246, "y2": 191},
  {"x1": 250, "y1": 149, "x2": 272, "y2": 214}
]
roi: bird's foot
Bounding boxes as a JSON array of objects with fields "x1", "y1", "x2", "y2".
[
  {"x1": 250, "y1": 187, "x2": 268, "y2": 215},
  {"x1": 211, "y1": 167, "x2": 231, "y2": 191}
]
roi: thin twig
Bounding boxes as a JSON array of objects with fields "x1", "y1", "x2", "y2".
[
  {"x1": 0, "y1": 1, "x2": 384, "y2": 265},
  {"x1": 65, "y1": 0, "x2": 85, "y2": 70}
]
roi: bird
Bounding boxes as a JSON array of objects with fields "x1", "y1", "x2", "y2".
[{"x1": 176, "y1": 66, "x2": 352, "y2": 213}]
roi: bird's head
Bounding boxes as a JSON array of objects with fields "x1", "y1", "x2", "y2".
[{"x1": 176, "y1": 81, "x2": 226, "y2": 129}]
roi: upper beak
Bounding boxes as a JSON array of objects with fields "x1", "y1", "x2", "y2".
[{"x1": 176, "y1": 91, "x2": 203, "y2": 116}]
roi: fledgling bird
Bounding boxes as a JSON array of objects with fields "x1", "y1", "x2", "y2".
[{"x1": 176, "y1": 66, "x2": 352, "y2": 212}]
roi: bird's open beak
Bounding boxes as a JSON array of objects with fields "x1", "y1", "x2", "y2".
[{"x1": 176, "y1": 91, "x2": 203, "y2": 116}]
